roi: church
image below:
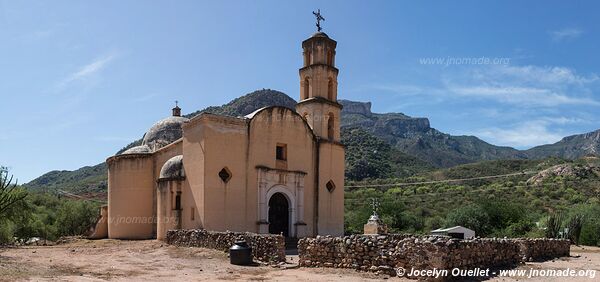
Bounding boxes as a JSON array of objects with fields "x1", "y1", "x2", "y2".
[{"x1": 101, "y1": 27, "x2": 345, "y2": 240}]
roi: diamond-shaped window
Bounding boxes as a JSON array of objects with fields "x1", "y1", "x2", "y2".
[
  {"x1": 219, "y1": 167, "x2": 232, "y2": 183},
  {"x1": 326, "y1": 180, "x2": 335, "y2": 193}
]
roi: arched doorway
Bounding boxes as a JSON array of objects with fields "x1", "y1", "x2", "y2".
[{"x1": 268, "y1": 192, "x2": 289, "y2": 236}]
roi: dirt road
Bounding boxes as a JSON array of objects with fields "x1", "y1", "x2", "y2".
[{"x1": 1, "y1": 239, "x2": 598, "y2": 281}]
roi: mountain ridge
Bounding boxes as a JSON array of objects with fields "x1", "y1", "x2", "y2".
[
  {"x1": 25, "y1": 89, "x2": 600, "y2": 190},
  {"x1": 526, "y1": 129, "x2": 600, "y2": 159},
  {"x1": 338, "y1": 100, "x2": 527, "y2": 167}
]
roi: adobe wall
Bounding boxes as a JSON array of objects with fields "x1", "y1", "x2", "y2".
[
  {"x1": 107, "y1": 154, "x2": 155, "y2": 239},
  {"x1": 298, "y1": 235, "x2": 570, "y2": 278},
  {"x1": 198, "y1": 114, "x2": 252, "y2": 233},
  {"x1": 166, "y1": 229, "x2": 286, "y2": 263},
  {"x1": 247, "y1": 107, "x2": 319, "y2": 236},
  {"x1": 316, "y1": 141, "x2": 345, "y2": 236}
]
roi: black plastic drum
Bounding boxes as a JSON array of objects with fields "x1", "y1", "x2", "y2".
[{"x1": 229, "y1": 240, "x2": 253, "y2": 265}]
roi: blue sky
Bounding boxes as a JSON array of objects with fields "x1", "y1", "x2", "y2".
[{"x1": 1, "y1": 1, "x2": 599, "y2": 182}]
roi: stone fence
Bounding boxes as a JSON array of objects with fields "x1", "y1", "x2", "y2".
[
  {"x1": 166, "y1": 229, "x2": 285, "y2": 263},
  {"x1": 299, "y1": 235, "x2": 570, "y2": 278},
  {"x1": 515, "y1": 238, "x2": 571, "y2": 262}
]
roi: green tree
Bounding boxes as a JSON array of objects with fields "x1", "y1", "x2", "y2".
[
  {"x1": 0, "y1": 219, "x2": 15, "y2": 244},
  {"x1": 477, "y1": 199, "x2": 534, "y2": 237},
  {"x1": 55, "y1": 200, "x2": 99, "y2": 236},
  {"x1": 569, "y1": 203, "x2": 600, "y2": 246},
  {"x1": 445, "y1": 204, "x2": 492, "y2": 236},
  {"x1": 424, "y1": 216, "x2": 445, "y2": 231}
]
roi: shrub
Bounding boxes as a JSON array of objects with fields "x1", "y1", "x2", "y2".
[{"x1": 445, "y1": 204, "x2": 491, "y2": 236}]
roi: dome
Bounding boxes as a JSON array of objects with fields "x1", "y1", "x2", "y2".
[
  {"x1": 142, "y1": 116, "x2": 189, "y2": 150},
  {"x1": 159, "y1": 155, "x2": 185, "y2": 180},
  {"x1": 311, "y1": 31, "x2": 329, "y2": 38},
  {"x1": 120, "y1": 145, "x2": 151, "y2": 155}
]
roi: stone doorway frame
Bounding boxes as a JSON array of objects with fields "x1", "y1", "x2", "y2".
[{"x1": 257, "y1": 166, "x2": 306, "y2": 238}]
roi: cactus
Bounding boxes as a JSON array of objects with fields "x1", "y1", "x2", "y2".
[
  {"x1": 0, "y1": 167, "x2": 27, "y2": 216},
  {"x1": 567, "y1": 214, "x2": 584, "y2": 245},
  {"x1": 545, "y1": 212, "x2": 563, "y2": 239}
]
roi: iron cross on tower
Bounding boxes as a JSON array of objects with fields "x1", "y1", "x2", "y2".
[{"x1": 312, "y1": 9, "x2": 325, "y2": 32}]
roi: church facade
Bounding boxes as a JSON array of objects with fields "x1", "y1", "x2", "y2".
[{"x1": 104, "y1": 31, "x2": 344, "y2": 240}]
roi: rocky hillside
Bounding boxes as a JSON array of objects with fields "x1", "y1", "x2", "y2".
[
  {"x1": 526, "y1": 157, "x2": 600, "y2": 185},
  {"x1": 342, "y1": 127, "x2": 434, "y2": 180},
  {"x1": 186, "y1": 89, "x2": 297, "y2": 117},
  {"x1": 526, "y1": 129, "x2": 600, "y2": 159},
  {"x1": 25, "y1": 89, "x2": 600, "y2": 191},
  {"x1": 339, "y1": 100, "x2": 527, "y2": 167},
  {"x1": 25, "y1": 163, "x2": 107, "y2": 194}
]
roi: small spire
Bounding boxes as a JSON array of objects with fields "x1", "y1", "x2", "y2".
[{"x1": 172, "y1": 100, "x2": 181, "y2": 117}]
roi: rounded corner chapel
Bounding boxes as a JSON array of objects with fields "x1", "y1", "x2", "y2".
[{"x1": 104, "y1": 30, "x2": 345, "y2": 240}]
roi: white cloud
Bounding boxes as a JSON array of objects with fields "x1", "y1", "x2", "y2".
[
  {"x1": 444, "y1": 64, "x2": 600, "y2": 107},
  {"x1": 364, "y1": 84, "x2": 425, "y2": 96},
  {"x1": 363, "y1": 64, "x2": 600, "y2": 108},
  {"x1": 540, "y1": 116, "x2": 588, "y2": 125},
  {"x1": 494, "y1": 65, "x2": 598, "y2": 85},
  {"x1": 550, "y1": 28, "x2": 583, "y2": 41},
  {"x1": 361, "y1": 63, "x2": 599, "y2": 148},
  {"x1": 449, "y1": 85, "x2": 600, "y2": 107},
  {"x1": 474, "y1": 120, "x2": 564, "y2": 148},
  {"x1": 472, "y1": 116, "x2": 589, "y2": 148},
  {"x1": 58, "y1": 53, "x2": 116, "y2": 89}
]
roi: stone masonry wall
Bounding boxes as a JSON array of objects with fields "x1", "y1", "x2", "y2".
[
  {"x1": 299, "y1": 235, "x2": 570, "y2": 277},
  {"x1": 166, "y1": 229, "x2": 285, "y2": 263},
  {"x1": 515, "y1": 238, "x2": 571, "y2": 262}
]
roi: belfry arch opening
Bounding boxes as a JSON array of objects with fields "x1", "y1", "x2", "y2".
[
  {"x1": 327, "y1": 78, "x2": 334, "y2": 100},
  {"x1": 327, "y1": 113, "x2": 335, "y2": 140},
  {"x1": 303, "y1": 77, "x2": 310, "y2": 100}
]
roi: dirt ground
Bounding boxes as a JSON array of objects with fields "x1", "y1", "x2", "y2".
[
  {"x1": 489, "y1": 245, "x2": 600, "y2": 282},
  {"x1": 0, "y1": 239, "x2": 598, "y2": 281}
]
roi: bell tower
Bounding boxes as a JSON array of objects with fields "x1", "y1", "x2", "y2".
[
  {"x1": 295, "y1": 10, "x2": 345, "y2": 236},
  {"x1": 296, "y1": 29, "x2": 342, "y2": 142}
]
